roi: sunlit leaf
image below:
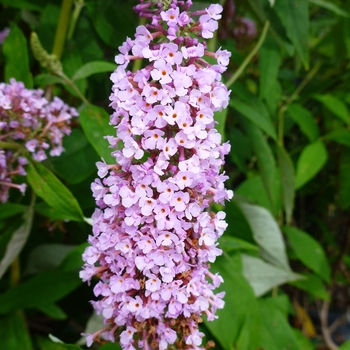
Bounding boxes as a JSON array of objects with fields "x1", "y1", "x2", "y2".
[
  {"x1": 206, "y1": 254, "x2": 261, "y2": 350},
  {"x1": 242, "y1": 254, "x2": 302, "y2": 296},
  {"x1": 236, "y1": 201, "x2": 290, "y2": 270},
  {"x1": 284, "y1": 226, "x2": 331, "y2": 283},
  {"x1": 314, "y1": 94, "x2": 349, "y2": 124},
  {"x1": 295, "y1": 140, "x2": 328, "y2": 189},
  {"x1": 276, "y1": 144, "x2": 295, "y2": 225},
  {"x1": 290, "y1": 273, "x2": 330, "y2": 300}
]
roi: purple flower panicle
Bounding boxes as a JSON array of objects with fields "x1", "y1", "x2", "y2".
[
  {"x1": 0, "y1": 79, "x2": 78, "y2": 202},
  {"x1": 80, "y1": 1, "x2": 232, "y2": 349}
]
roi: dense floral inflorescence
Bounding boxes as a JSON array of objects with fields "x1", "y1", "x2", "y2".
[
  {"x1": 0, "y1": 79, "x2": 78, "y2": 202},
  {"x1": 80, "y1": 1, "x2": 232, "y2": 349}
]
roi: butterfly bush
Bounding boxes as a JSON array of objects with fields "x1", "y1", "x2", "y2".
[
  {"x1": 80, "y1": 0, "x2": 232, "y2": 348},
  {"x1": 0, "y1": 79, "x2": 78, "y2": 203}
]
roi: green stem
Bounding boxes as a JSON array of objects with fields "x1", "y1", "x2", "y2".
[
  {"x1": 52, "y1": 0, "x2": 74, "y2": 59},
  {"x1": 225, "y1": 21, "x2": 270, "y2": 89},
  {"x1": 67, "y1": 0, "x2": 85, "y2": 40},
  {"x1": 0, "y1": 141, "x2": 21, "y2": 149},
  {"x1": 57, "y1": 71, "x2": 90, "y2": 105}
]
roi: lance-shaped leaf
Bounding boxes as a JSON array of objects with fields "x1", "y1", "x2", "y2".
[
  {"x1": 0, "y1": 311, "x2": 33, "y2": 350},
  {"x1": 274, "y1": 0, "x2": 309, "y2": 69},
  {"x1": 242, "y1": 254, "x2": 302, "y2": 297},
  {"x1": 0, "y1": 270, "x2": 81, "y2": 314},
  {"x1": 284, "y1": 226, "x2": 331, "y2": 283},
  {"x1": 26, "y1": 160, "x2": 84, "y2": 222},
  {"x1": 236, "y1": 200, "x2": 290, "y2": 270},
  {"x1": 0, "y1": 205, "x2": 34, "y2": 279},
  {"x1": 72, "y1": 61, "x2": 116, "y2": 81},
  {"x1": 3, "y1": 23, "x2": 33, "y2": 88},
  {"x1": 276, "y1": 144, "x2": 295, "y2": 225},
  {"x1": 295, "y1": 140, "x2": 328, "y2": 189},
  {"x1": 314, "y1": 94, "x2": 349, "y2": 124},
  {"x1": 79, "y1": 104, "x2": 116, "y2": 164},
  {"x1": 287, "y1": 104, "x2": 319, "y2": 142},
  {"x1": 231, "y1": 98, "x2": 277, "y2": 140}
]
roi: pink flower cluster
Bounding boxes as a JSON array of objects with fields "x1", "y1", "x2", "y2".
[
  {"x1": 0, "y1": 79, "x2": 78, "y2": 202},
  {"x1": 80, "y1": 1, "x2": 232, "y2": 349}
]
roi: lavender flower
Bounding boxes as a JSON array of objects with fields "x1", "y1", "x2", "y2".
[
  {"x1": 80, "y1": 1, "x2": 232, "y2": 349},
  {"x1": 0, "y1": 79, "x2": 78, "y2": 202}
]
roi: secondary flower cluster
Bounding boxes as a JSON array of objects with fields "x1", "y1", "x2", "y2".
[
  {"x1": 0, "y1": 79, "x2": 78, "y2": 202},
  {"x1": 80, "y1": 1, "x2": 232, "y2": 349}
]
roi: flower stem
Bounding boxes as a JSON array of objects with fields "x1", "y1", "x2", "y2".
[
  {"x1": 57, "y1": 71, "x2": 90, "y2": 105},
  {"x1": 67, "y1": 0, "x2": 85, "y2": 40},
  {"x1": 225, "y1": 21, "x2": 270, "y2": 89},
  {"x1": 0, "y1": 141, "x2": 21, "y2": 149},
  {"x1": 52, "y1": 0, "x2": 74, "y2": 60}
]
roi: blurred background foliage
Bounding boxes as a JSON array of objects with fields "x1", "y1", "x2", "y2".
[{"x1": 1, "y1": 0, "x2": 350, "y2": 349}]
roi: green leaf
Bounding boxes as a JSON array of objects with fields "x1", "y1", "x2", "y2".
[
  {"x1": 206, "y1": 254, "x2": 261, "y2": 350},
  {"x1": 236, "y1": 201, "x2": 290, "y2": 270},
  {"x1": 37, "y1": 337, "x2": 84, "y2": 350},
  {"x1": 235, "y1": 175, "x2": 272, "y2": 211},
  {"x1": 290, "y1": 273, "x2": 330, "y2": 300},
  {"x1": 59, "y1": 242, "x2": 89, "y2": 272},
  {"x1": 79, "y1": 104, "x2": 116, "y2": 164},
  {"x1": 276, "y1": 144, "x2": 295, "y2": 225},
  {"x1": 287, "y1": 104, "x2": 319, "y2": 142},
  {"x1": 310, "y1": 0, "x2": 349, "y2": 17},
  {"x1": 219, "y1": 236, "x2": 258, "y2": 252},
  {"x1": 26, "y1": 160, "x2": 84, "y2": 222},
  {"x1": 241, "y1": 118, "x2": 278, "y2": 214},
  {"x1": 36, "y1": 303, "x2": 67, "y2": 320},
  {"x1": 259, "y1": 37, "x2": 282, "y2": 101},
  {"x1": 0, "y1": 311, "x2": 33, "y2": 350},
  {"x1": 85, "y1": 0, "x2": 137, "y2": 49},
  {"x1": 0, "y1": 203, "x2": 27, "y2": 220},
  {"x1": 24, "y1": 244, "x2": 77, "y2": 275},
  {"x1": 48, "y1": 129, "x2": 99, "y2": 184},
  {"x1": 339, "y1": 150, "x2": 350, "y2": 209},
  {"x1": 0, "y1": 270, "x2": 81, "y2": 314},
  {"x1": 77, "y1": 312, "x2": 105, "y2": 347},
  {"x1": 72, "y1": 61, "x2": 116, "y2": 81},
  {"x1": 214, "y1": 108, "x2": 228, "y2": 141},
  {"x1": 242, "y1": 254, "x2": 301, "y2": 296},
  {"x1": 33, "y1": 74, "x2": 66, "y2": 88},
  {"x1": 231, "y1": 98, "x2": 277, "y2": 140},
  {"x1": 324, "y1": 128, "x2": 350, "y2": 148},
  {"x1": 295, "y1": 140, "x2": 328, "y2": 189},
  {"x1": 284, "y1": 226, "x2": 331, "y2": 283},
  {"x1": 339, "y1": 339, "x2": 350, "y2": 350},
  {"x1": 258, "y1": 297, "x2": 301, "y2": 350},
  {"x1": 314, "y1": 94, "x2": 349, "y2": 124},
  {"x1": 274, "y1": 0, "x2": 309, "y2": 68},
  {"x1": 0, "y1": 205, "x2": 34, "y2": 279},
  {"x1": 3, "y1": 23, "x2": 33, "y2": 88}
]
